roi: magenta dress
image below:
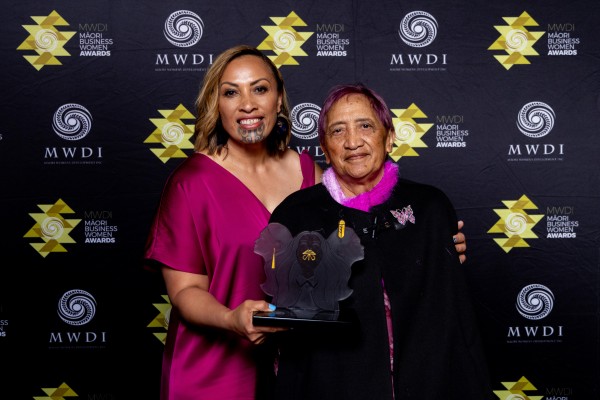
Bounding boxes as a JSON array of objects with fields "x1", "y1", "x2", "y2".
[{"x1": 145, "y1": 152, "x2": 315, "y2": 400}]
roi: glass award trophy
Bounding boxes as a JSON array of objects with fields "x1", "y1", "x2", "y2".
[{"x1": 253, "y1": 221, "x2": 364, "y2": 327}]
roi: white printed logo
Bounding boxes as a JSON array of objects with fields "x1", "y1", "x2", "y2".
[
  {"x1": 164, "y1": 10, "x2": 204, "y2": 47},
  {"x1": 291, "y1": 103, "x2": 321, "y2": 140},
  {"x1": 516, "y1": 284, "x2": 554, "y2": 320},
  {"x1": 517, "y1": 101, "x2": 555, "y2": 138},
  {"x1": 399, "y1": 11, "x2": 438, "y2": 48},
  {"x1": 58, "y1": 289, "x2": 97, "y2": 326},
  {"x1": 52, "y1": 103, "x2": 92, "y2": 141}
]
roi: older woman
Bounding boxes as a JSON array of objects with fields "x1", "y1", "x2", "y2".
[{"x1": 262, "y1": 84, "x2": 492, "y2": 400}]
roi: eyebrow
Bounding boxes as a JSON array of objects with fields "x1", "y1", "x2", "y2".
[
  {"x1": 328, "y1": 117, "x2": 374, "y2": 128},
  {"x1": 219, "y1": 77, "x2": 270, "y2": 88}
]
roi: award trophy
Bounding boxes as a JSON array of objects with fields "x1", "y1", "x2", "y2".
[{"x1": 253, "y1": 221, "x2": 364, "y2": 327}]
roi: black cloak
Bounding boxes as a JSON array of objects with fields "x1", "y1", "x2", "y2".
[{"x1": 258, "y1": 179, "x2": 493, "y2": 400}]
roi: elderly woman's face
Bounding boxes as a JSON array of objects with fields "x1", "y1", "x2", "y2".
[
  {"x1": 322, "y1": 94, "x2": 394, "y2": 188},
  {"x1": 218, "y1": 55, "x2": 282, "y2": 145}
]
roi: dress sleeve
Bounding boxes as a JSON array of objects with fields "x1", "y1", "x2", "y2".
[
  {"x1": 144, "y1": 177, "x2": 206, "y2": 274},
  {"x1": 299, "y1": 150, "x2": 316, "y2": 188}
]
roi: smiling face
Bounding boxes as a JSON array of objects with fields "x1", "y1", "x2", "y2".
[
  {"x1": 322, "y1": 93, "x2": 394, "y2": 194},
  {"x1": 218, "y1": 54, "x2": 282, "y2": 145}
]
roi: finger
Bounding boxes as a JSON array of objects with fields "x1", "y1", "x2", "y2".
[
  {"x1": 453, "y1": 232, "x2": 465, "y2": 244},
  {"x1": 455, "y1": 241, "x2": 466, "y2": 251}
]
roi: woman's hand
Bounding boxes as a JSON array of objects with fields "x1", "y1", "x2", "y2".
[
  {"x1": 226, "y1": 300, "x2": 285, "y2": 344},
  {"x1": 454, "y1": 220, "x2": 467, "y2": 264}
]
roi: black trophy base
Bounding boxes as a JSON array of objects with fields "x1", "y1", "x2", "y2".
[{"x1": 252, "y1": 307, "x2": 356, "y2": 328}]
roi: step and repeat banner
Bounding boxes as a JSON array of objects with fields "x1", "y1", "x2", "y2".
[{"x1": 1, "y1": 0, "x2": 599, "y2": 398}]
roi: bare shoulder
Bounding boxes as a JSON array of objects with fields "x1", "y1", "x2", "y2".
[
  {"x1": 281, "y1": 147, "x2": 301, "y2": 162},
  {"x1": 283, "y1": 149, "x2": 323, "y2": 183}
]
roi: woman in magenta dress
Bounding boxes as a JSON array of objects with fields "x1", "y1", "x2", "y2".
[{"x1": 144, "y1": 45, "x2": 321, "y2": 400}]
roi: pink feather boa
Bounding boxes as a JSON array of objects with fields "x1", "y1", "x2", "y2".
[{"x1": 322, "y1": 161, "x2": 399, "y2": 212}]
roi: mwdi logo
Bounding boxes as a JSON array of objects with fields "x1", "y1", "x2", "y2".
[
  {"x1": 144, "y1": 104, "x2": 195, "y2": 163},
  {"x1": 488, "y1": 195, "x2": 544, "y2": 253},
  {"x1": 493, "y1": 376, "x2": 541, "y2": 399},
  {"x1": 155, "y1": 10, "x2": 214, "y2": 72},
  {"x1": 507, "y1": 284, "x2": 563, "y2": 344},
  {"x1": 507, "y1": 101, "x2": 563, "y2": 163},
  {"x1": 32, "y1": 382, "x2": 78, "y2": 399},
  {"x1": 17, "y1": 10, "x2": 76, "y2": 70},
  {"x1": 44, "y1": 103, "x2": 104, "y2": 165},
  {"x1": 488, "y1": 11, "x2": 545, "y2": 70},
  {"x1": 388, "y1": 103, "x2": 432, "y2": 161},
  {"x1": 257, "y1": 11, "x2": 314, "y2": 68},
  {"x1": 390, "y1": 10, "x2": 447, "y2": 72},
  {"x1": 494, "y1": 376, "x2": 573, "y2": 400},
  {"x1": 49, "y1": 289, "x2": 108, "y2": 349},
  {"x1": 24, "y1": 199, "x2": 81, "y2": 257}
]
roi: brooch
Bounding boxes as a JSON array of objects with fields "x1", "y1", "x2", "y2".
[{"x1": 390, "y1": 205, "x2": 415, "y2": 226}]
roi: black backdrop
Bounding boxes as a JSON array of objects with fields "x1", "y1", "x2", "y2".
[{"x1": 1, "y1": 1, "x2": 599, "y2": 399}]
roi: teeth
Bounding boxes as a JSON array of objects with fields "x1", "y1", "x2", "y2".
[{"x1": 240, "y1": 118, "x2": 260, "y2": 124}]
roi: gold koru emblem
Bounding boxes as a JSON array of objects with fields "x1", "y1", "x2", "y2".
[{"x1": 302, "y1": 249, "x2": 317, "y2": 261}]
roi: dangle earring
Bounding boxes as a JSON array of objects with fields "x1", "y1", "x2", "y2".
[
  {"x1": 275, "y1": 113, "x2": 290, "y2": 150},
  {"x1": 276, "y1": 114, "x2": 290, "y2": 135}
]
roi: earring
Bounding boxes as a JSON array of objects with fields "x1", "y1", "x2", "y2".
[{"x1": 276, "y1": 113, "x2": 290, "y2": 138}]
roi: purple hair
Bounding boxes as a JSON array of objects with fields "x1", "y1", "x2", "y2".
[{"x1": 317, "y1": 83, "x2": 393, "y2": 145}]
